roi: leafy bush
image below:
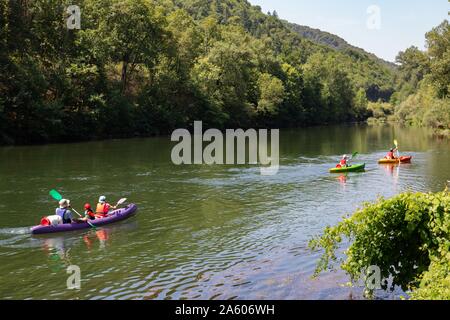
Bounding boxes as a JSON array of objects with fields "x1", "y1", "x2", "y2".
[
  {"x1": 367, "y1": 101, "x2": 394, "y2": 120},
  {"x1": 410, "y1": 248, "x2": 450, "y2": 299},
  {"x1": 309, "y1": 191, "x2": 450, "y2": 299},
  {"x1": 423, "y1": 99, "x2": 450, "y2": 130},
  {"x1": 395, "y1": 82, "x2": 450, "y2": 130}
]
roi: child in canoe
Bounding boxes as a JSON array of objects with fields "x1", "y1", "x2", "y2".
[
  {"x1": 336, "y1": 155, "x2": 349, "y2": 168},
  {"x1": 83, "y1": 203, "x2": 96, "y2": 221}
]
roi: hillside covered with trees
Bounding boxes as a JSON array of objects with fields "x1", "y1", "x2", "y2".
[
  {"x1": 0, "y1": 0, "x2": 399, "y2": 144},
  {"x1": 285, "y1": 22, "x2": 396, "y2": 69}
]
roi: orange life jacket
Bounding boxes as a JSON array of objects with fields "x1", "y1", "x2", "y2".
[{"x1": 96, "y1": 202, "x2": 109, "y2": 215}]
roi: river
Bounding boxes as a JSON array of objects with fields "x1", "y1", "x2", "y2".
[{"x1": 0, "y1": 123, "x2": 448, "y2": 299}]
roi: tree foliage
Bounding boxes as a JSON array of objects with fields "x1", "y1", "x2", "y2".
[
  {"x1": 0, "y1": 0, "x2": 397, "y2": 144},
  {"x1": 392, "y1": 20, "x2": 449, "y2": 134},
  {"x1": 310, "y1": 191, "x2": 450, "y2": 299}
]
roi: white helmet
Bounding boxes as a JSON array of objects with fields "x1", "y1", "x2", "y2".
[
  {"x1": 59, "y1": 199, "x2": 70, "y2": 208},
  {"x1": 99, "y1": 195, "x2": 106, "y2": 203},
  {"x1": 343, "y1": 154, "x2": 348, "y2": 159}
]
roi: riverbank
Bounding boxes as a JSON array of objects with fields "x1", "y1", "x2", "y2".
[
  {"x1": 367, "y1": 119, "x2": 450, "y2": 139},
  {"x1": 0, "y1": 120, "x2": 363, "y2": 147}
]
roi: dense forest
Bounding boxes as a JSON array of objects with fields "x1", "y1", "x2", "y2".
[
  {"x1": 285, "y1": 22, "x2": 396, "y2": 70},
  {"x1": 368, "y1": 20, "x2": 450, "y2": 135},
  {"x1": 0, "y1": 0, "x2": 447, "y2": 144}
]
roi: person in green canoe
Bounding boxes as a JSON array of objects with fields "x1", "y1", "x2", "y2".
[{"x1": 336, "y1": 154, "x2": 349, "y2": 168}]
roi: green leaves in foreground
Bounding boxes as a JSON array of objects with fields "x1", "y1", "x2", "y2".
[{"x1": 309, "y1": 190, "x2": 450, "y2": 299}]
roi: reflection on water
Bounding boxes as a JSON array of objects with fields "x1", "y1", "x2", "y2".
[
  {"x1": 0, "y1": 124, "x2": 449, "y2": 299},
  {"x1": 42, "y1": 225, "x2": 134, "y2": 270}
]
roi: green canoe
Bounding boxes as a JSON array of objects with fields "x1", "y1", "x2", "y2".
[{"x1": 329, "y1": 163, "x2": 365, "y2": 173}]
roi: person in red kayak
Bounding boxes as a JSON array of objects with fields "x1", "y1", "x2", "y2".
[
  {"x1": 336, "y1": 154, "x2": 349, "y2": 168},
  {"x1": 95, "y1": 196, "x2": 116, "y2": 218},
  {"x1": 83, "y1": 203, "x2": 96, "y2": 221},
  {"x1": 385, "y1": 148, "x2": 398, "y2": 160}
]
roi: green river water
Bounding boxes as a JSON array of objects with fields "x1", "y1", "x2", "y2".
[{"x1": 0, "y1": 124, "x2": 449, "y2": 299}]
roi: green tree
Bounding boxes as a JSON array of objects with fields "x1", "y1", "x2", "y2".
[
  {"x1": 425, "y1": 20, "x2": 450, "y2": 98},
  {"x1": 303, "y1": 54, "x2": 355, "y2": 122},
  {"x1": 99, "y1": 0, "x2": 167, "y2": 93},
  {"x1": 353, "y1": 87, "x2": 369, "y2": 119},
  {"x1": 256, "y1": 73, "x2": 285, "y2": 115},
  {"x1": 191, "y1": 26, "x2": 258, "y2": 126},
  {"x1": 0, "y1": 0, "x2": 400, "y2": 144}
]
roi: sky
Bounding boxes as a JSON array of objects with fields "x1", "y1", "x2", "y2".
[{"x1": 249, "y1": 0, "x2": 449, "y2": 62}]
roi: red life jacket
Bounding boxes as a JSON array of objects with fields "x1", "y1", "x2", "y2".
[
  {"x1": 85, "y1": 209, "x2": 95, "y2": 220},
  {"x1": 386, "y1": 151, "x2": 394, "y2": 159},
  {"x1": 339, "y1": 159, "x2": 347, "y2": 166}
]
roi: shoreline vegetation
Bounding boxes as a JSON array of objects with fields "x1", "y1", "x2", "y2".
[
  {"x1": 366, "y1": 21, "x2": 450, "y2": 138},
  {"x1": 310, "y1": 190, "x2": 450, "y2": 300}
]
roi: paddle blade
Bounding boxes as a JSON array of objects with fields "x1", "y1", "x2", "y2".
[
  {"x1": 351, "y1": 152, "x2": 358, "y2": 159},
  {"x1": 116, "y1": 198, "x2": 127, "y2": 206},
  {"x1": 49, "y1": 189, "x2": 63, "y2": 201},
  {"x1": 87, "y1": 221, "x2": 97, "y2": 230},
  {"x1": 394, "y1": 140, "x2": 398, "y2": 148}
]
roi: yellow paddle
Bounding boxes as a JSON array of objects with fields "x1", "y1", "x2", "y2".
[{"x1": 394, "y1": 139, "x2": 400, "y2": 158}]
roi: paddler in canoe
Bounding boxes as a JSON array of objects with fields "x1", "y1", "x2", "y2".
[
  {"x1": 56, "y1": 199, "x2": 94, "y2": 224},
  {"x1": 56, "y1": 199, "x2": 75, "y2": 224},
  {"x1": 82, "y1": 203, "x2": 96, "y2": 221},
  {"x1": 95, "y1": 195, "x2": 117, "y2": 218},
  {"x1": 330, "y1": 152, "x2": 365, "y2": 173},
  {"x1": 378, "y1": 140, "x2": 412, "y2": 164},
  {"x1": 41, "y1": 198, "x2": 84, "y2": 226},
  {"x1": 384, "y1": 147, "x2": 398, "y2": 160},
  {"x1": 336, "y1": 154, "x2": 350, "y2": 168}
]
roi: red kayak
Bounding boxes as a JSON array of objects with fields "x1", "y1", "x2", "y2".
[{"x1": 378, "y1": 156, "x2": 412, "y2": 164}]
